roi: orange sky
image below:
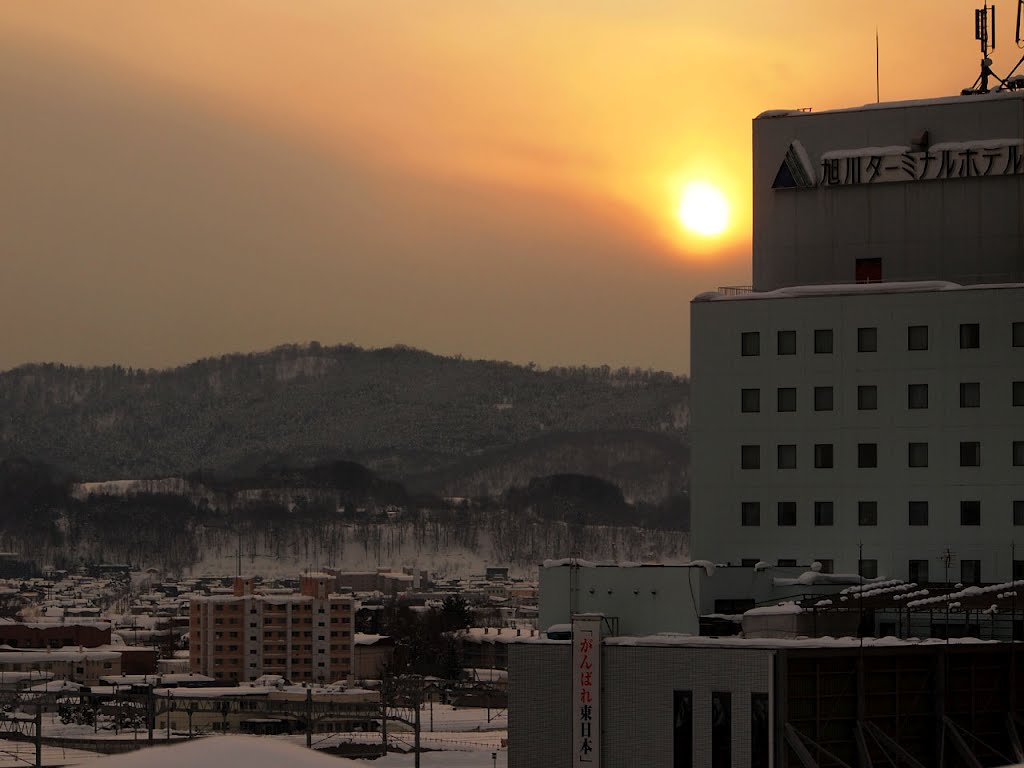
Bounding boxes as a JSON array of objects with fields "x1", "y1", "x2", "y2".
[{"x1": 0, "y1": 2, "x2": 1009, "y2": 372}]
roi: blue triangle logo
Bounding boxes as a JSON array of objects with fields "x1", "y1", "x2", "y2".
[{"x1": 772, "y1": 141, "x2": 816, "y2": 189}]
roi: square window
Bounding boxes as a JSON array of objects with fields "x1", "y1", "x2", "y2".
[
  {"x1": 1014, "y1": 381, "x2": 1024, "y2": 407},
  {"x1": 909, "y1": 501, "x2": 929, "y2": 526},
  {"x1": 814, "y1": 559, "x2": 834, "y2": 574},
  {"x1": 908, "y1": 560, "x2": 929, "y2": 584},
  {"x1": 777, "y1": 502, "x2": 797, "y2": 526},
  {"x1": 1015, "y1": 441, "x2": 1024, "y2": 466},
  {"x1": 858, "y1": 501, "x2": 878, "y2": 526},
  {"x1": 777, "y1": 444, "x2": 797, "y2": 469},
  {"x1": 1015, "y1": 560, "x2": 1024, "y2": 581},
  {"x1": 908, "y1": 442, "x2": 929, "y2": 468},
  {"x1": 859, "y1": 559, "x2": 878, "y2": 579},
  {"x1": 777, "y1": 559, "x2": 797, "y2": 567},
  {"x1": 1014, "y1": 321, "x2": 1024, "y2": 347},
  {"x1": 960, "y1": 382, "x2": 980, "y2": 408},
  {"x1": 857, "y1": 385, "x2": 878, "y2": 411},
  {"x1": 777, "y1": 330, "x2": 796, "y2": 355},
  {"x1": 959, "y1": 323, "x2": 980, "y2": 349},
  {"x1": 960, "y1": 441, "x2": 981, "y2": 467},
  {"x1": 1015, "y1": 500, "x2": 1024, "y2": 526},
  {"x1": 777, "y1": 387, "x2": 797, "y2": 412},
  {"x1": 814, "y1": 501, "x2": 834, "y2": 526},
  {"x1": 741, "y1": 445, "x2": 760, "y2": 469},
  {"x1": 814, "y1": 386, "x2": 834, "y2": 411},
  {"x1": 814, "y1": 329, "x2": 833, "y2": 354},
  {"x1": 741, "y1": 332, "x2": 760, "y2": 356},
  {"x1": 908, "y1": 325, "x2": 928, "y2": 351},
  {"x1": 907, "y1": 383, "x2": 929, "y2": 409},
  {"x1": 961, "y1": 560, "x2": 981, "y2": 585},
  {"x1": 741, "y1": 388, "x2": 760, "y2": 413},
  {"x1": 857, "y1": 326, "x2": 878, "y2": 352},
  {"x1": 740, "y1": 558, "x2": 759, "y2": 568},
  {"x1": 858, "y1": 443, "x2": 878, "y2": 468},
  {"x1": 741, "y1": 502, "x2": 760, "y2": 527},
  {"x1": 814, "y1": 443, "x2": 834, "y2": 469},
  {"x1": 856, "y1": 257, "x2": 882, "y2": 283},
  {"x1": 960, "y1": 500, "x2": 981, "y2": 526}
]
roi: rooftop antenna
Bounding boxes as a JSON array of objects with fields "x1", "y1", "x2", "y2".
[
  {"x1": 1006, "y1": 0, "x2": 1024, "y2": 85},
  {"x1": 964, "y1": 2, "x2": 1024, "y2": 92},
  {"x1": 975, "y1": 3, "x2": 996, "y2": 92},
  {"x1": 875, "y1": 28, "x2": 880, "y2": 103}
]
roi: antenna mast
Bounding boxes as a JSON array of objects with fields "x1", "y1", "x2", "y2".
[
  {"x1": 964, "y1": 2, "x2": 1024, "y2": 92},
  {"x1": 875, "y1": 28, "x2": 880, "y2": 103}
]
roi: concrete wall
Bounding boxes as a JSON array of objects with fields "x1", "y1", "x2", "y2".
[
  {"x1": 690, "y1": 284, "x2": 1024, "y2": 582},
  {"x1": 539, "y1": 565, "x2": 702, "y2": 636},
  {"x1": 752, "y1": 93, "x2": 1024, "y2": 291},
  {"x1": 509, "y1": 642, "x2": 774, "y2": 768}
]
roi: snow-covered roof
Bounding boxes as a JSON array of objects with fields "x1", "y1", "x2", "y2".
[
  {"x1": 744, "y1": 602, "x2": 803, "y2": 617},
  {"x1": 354, "y1": 633, "x2": 390, "y2": 646},
  {"x1": 755, "y1": 88, "x2": 1024, "y2": 119},
  {"x1": 542, "y1": 559, "x2": 698, "y2": 569},
  {"x1": 694, "y1": 281, "x2": 1024, "y2": 303},
  {"x1": 31, "y1": 681, "x2": 85, "y2": 695},
  {"x1": 905, "y1": 580, "x2": 1024, "y2": 609},
  {"x1": 603, "y1": 633, "x2": 999, "y2": 650},
  {"x1": 153, "y1": 687, "x2": 273, "y2": 698},
  {"x1": 0, "y1": 618, "x2": 111, "y2": 631},
  {"x1": 0, "y1": 650, "x2": 120, "y2": 662}
]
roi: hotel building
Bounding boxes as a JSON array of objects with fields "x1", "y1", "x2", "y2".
[{"x1": 691, "y1": 91, "x2": 1024, "y2": 583}]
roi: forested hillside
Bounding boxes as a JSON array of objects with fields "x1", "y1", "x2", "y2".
[
  {"x1": 0, "y1": 458, "x2": 688, "y2": 576},
  {"x1": 0, "y1": 343, "x2": 689, "y2": 501}
]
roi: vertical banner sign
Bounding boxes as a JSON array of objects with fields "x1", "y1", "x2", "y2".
[{"x1": 572, "y1": 615, "x2": 601, "y2": 767}]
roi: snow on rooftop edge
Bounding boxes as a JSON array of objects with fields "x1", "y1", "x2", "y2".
[
  {"x1": 754, "y1": 89, "x2": 1024, "y2": 119},
  {"x1": 694, "y1": 280, "x2": 1024, "y2": 303},
  {"x1": 603, "y1": 633, "x2": 998, "y2": 650}
]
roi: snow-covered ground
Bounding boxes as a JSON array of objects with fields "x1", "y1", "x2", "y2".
[{"x1": 0, "y1": 704, "x2": 507, "y2": 767}]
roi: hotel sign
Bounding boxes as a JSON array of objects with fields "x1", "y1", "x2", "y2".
[
  {"x1": 773, "y1": 138, "x2": 1024, "y2": 189},
  {"x1": 572, "y1": 615, "x2": 601, "y2": 768}
]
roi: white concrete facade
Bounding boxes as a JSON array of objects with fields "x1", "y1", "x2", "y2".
[
  {"x1": 539, "y1": 563, "x2": 704, "y2": 636},
  {"x1": 690, "y1": 282, "x2": 1024, "y2": 583}
]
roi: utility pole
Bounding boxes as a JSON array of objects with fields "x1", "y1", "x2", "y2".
[
  {"x1": 414, "y1": 679, "x2": 422, "y2": 768},
  {"x1": 305, "y1": 687, "x2": 312, "y2": 749},
  {"x1": 380, "y1": 677, "x2": 388, "y2": 757},
  {"x1": 858, "y1": 541, "x2": 865, "y2": 648},
  {"x1": 35, "y1": 699, "x2": 41, "y2": 768}
]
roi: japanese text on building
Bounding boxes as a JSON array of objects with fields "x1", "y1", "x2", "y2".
[
  {"x1": 572, "y1": 616, "x2": 601, "y2": 767},
  {"x1": 820, "y1": 139, "x2": 1024, "y2": 186}
]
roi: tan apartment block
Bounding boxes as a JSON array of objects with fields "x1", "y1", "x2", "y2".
[{"x1": 190, "y1": 574, "x2": 354, "y2": 684}]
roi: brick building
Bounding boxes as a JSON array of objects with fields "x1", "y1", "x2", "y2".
[
  {"x1": 0, "y1": 619, "x2": 111, "y2": 649},
  {"x1": 190, "y1": 574, "x2": 354, "y2": 684}
]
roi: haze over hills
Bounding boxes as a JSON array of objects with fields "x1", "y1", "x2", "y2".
[
  {"x1": 0, "y1": 343, "x2": 689, "y2": 503},
  {"x1": 0, "y1": 346, "x2": 690, "y2": 574}
]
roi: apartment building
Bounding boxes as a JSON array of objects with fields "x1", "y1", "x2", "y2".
[
  {"x1": 190, "y1": 574, "x2": 354, "y2": 684},
  {"x1": 691, "y1": 90, "x2": 1024, "y2": 584}
]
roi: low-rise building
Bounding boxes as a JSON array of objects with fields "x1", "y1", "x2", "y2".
[
  {"x1": 0, "y1": 649, "x2": 121, "y2": 686},
  {"x1": 0, "y1": 618, "x2": 111, "y2": 649},
  {"x1": 509, "y1": 627, "x2": 1024, "y2": 768}
]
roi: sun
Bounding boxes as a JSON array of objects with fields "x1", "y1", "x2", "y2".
[{"x1": 677, "y1": 181, "x2": 730, "y2": 238}]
